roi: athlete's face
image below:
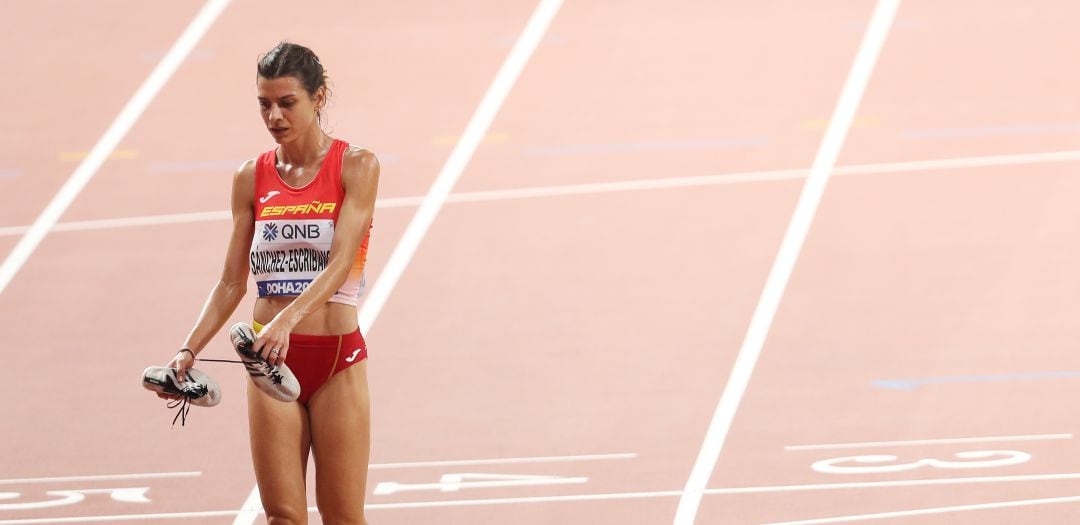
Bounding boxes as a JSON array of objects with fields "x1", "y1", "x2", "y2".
[{"x1": 256, "y1": 75, "x2": 325, "y2": 144}]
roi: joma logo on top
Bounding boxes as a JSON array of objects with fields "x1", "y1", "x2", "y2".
[{"x1": 260, "y1": 201, "x2": 337, "y2": 217}]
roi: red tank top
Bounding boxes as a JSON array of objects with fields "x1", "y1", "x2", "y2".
[{"x1": 249, "y1": 139, "x2": 371, "y2": 306}]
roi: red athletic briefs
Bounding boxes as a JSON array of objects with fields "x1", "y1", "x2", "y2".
[{"x1": 283, "y1": 330, "x2": 368, "y2": 405}]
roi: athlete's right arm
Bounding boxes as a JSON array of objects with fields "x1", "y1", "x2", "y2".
[{"x1": 163, "y1": 160, "x2": 255, "y2": 386}]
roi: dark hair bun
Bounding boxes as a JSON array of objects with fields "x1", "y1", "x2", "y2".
[{"x1": 257, "y1": 41, "x2": 331, "y2": 100}]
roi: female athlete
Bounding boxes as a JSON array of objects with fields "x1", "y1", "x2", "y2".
[{"x1": 156, "y1": 41, "x2": 379, "y2": 525}]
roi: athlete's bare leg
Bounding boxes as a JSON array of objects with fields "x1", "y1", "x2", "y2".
[
  {"x1": 247, "y1": 379, "x2": 313, "y2": 525},
  {"x1": 308, "y1": 360, "x2": 371, "y2": 525}
]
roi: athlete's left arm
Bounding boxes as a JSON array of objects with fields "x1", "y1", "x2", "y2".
[{"x1": 252, "y1": 147, "x2": 379, "y2": 362}]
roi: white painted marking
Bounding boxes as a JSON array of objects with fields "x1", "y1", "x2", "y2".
[
  {"x1": 231, "y1": 486, "x2": 261, "y2": 525},
  {"x1": 442, "y1": 169, "x2": 806, "y2": 201},
  {"x1": 374, "y1": 473, "x2": 587, "y2": 495},
  {"x1": 0, "y1": 491, "x2": 83, "y2": 511},
  {"x1": 232, "y1": 0, "x2": 563, "y2": 522},
  {"x1": 369, "y1": 452, "x2": 636, "y2": 469},
  {"x1": 0, "y1": 0, "x2": 230, "y2": 298},
  {"x1": 0, "y1": 211, "x2": 231, "y2": 237},
  {"x1": 0, "y1": 510, "x2": 243, "y2": 524},
  {"x1": 786, "y1": 432, "x2": 1073, "y2": 451},
  {"x1": 832, "y1": 149, "x2": 1080, "y2": 175},
  {"x1": 107, "y1": 488, "x2": 151, "y2": 504},
  {"x1": 0, "y1": 471, "x2": 201, "y2": 485},
  {"x1": 355, "y1": 0, "x2": 564, "y2": 338},
  {"x1": 703, "y1": 472, "x2": 1080, "y2": 494},
  {"x1": 673, "y1": 2, "x2": 902, "y2": 523},
  {"x1": 4, "y1": 149, "x2": 1080, "y2": 238},
  {"x1": 0, "y1": 488, "x2": 150, "y2": 511},
  {"x1": 7, "y1": 472, "x2": 1080, "y2": 522},
  {"x1": 763, "y1": 494, "x2": 1080, "y2": 525},
  {"x1": 812, "y1": 450, "x2": 1031, "y2": 474},
  {"x1": 0, "y1": 197, "x2": 421, "y2": 238}
]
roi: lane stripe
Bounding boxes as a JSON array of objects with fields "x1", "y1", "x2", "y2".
[
  {"x1": 369, "y1": 452, "x2": 637, "y2": 469},
  {"x1": 0, "y1": 0, "x2": 230, "y2": 297},
  {"x1": 523, "y1": 137, "x2": 769, "y2": 156},
  {"x1": 354, "y1": 0, "x2": 564, "y2": 338},
  {"x1": 764, "y1": 494, "x2": 1080, "y2": 525},
  {"x1": 786, "y1": 433, "x2": 1074, "y2": 451},
  {"x1": 673, "y1": 1, "x2": 902, "y2": 523},
  {"x1": 7, "y1": 472, "x2": 1080, "y2": 523},
  {"x1": 4, "y1": 148, "x2": 1080, "y2": 239},
  {"x1": 231, "y1": 0, "x2": 564, "y2": 522},
  {"x1": 873, "y1": 370, "x2": 1080, "y2": 390},
  {"x1": 0, "y1": 472, "x2": 200, "y2": 485}
]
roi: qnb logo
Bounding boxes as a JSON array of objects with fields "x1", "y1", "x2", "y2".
[
  {"x1": 261, "y1": 222, "x2": 279, "y2": 242},
  {"x1": 281, "y1": 223, "x2": 321, "y2": 239}
]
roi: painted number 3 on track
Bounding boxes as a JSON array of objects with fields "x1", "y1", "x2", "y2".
[{"x1": 812, "y1": 449, "x2": 1031, "y2": 474}]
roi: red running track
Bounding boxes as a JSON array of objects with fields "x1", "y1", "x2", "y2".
[{"x1": 3, "y1": 1, "x2": 1080, "y2": 524}]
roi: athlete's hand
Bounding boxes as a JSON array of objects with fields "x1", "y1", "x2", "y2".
[
  {"x1": 156, "y1": 350, "x2": 195, "y2": 401},
  {"x1": 253, "y1": 319, "x2": 291, "y2": 366}
]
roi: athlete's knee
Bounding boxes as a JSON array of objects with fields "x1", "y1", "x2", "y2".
[
  {"x1": 321, "y1": 518, "x2": 366, "y2": 525},
  {"x1": 264, "y1": 505, "x2": 308, "y2": 525},
  {"x1": 317, "y1": 508, "x2": 366, "y2": 525}
]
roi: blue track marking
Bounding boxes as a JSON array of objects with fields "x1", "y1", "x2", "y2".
[{"x1": 874, "y1": 371, "x2": 1080, "y2": 390}]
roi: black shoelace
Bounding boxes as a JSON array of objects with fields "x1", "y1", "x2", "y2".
[
  {"x1": 164, "y1": 356, "x2": 283, "y2": 428},
  {"x1": 260, "y1": 361, "x2": 286, "y2": 385},
  {"x1": 166, "y1": 381, "x2": 209, "y2": 428},
  {"x1": 204, "y1": 355, "x2": 286, "y2": 385},
  {"x1": 166, "y1": 396, "x2": 190, "y2": 427}
]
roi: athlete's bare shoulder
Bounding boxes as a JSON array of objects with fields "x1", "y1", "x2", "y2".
[
  {"x1": 231, "y1": 158, "x2": 258, "y2": 207},
  {"x1": 342, "y1": 144, "x2": 377, "y2": 168},
  {"x1": 341, "y1": 144, "x2": 379, "y2": 190},
  {"x1": 235, "y1": 157, "x2": 258, "y2": 181}
]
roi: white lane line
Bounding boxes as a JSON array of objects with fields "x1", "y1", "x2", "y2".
[
  {"x1": 673, "y1": 1, "x2": 902, "y2": 523},
  {"x1": 0, "y1": 196, "x2": 423, "y2": 237},
  {"x1": 233, "y1": 488, "x2": 262, "y2": 525},
  {"x1": 373, "y1": 475, "x2": 589, "y2": 495},
  {"x1": 370, "y1": 452, "x2": 637, "y2": 469},
  {"x1": 0, "y1": 510, "x2": 243, "y2": 524},
  {"x1": 231, "y1": 1, "x2": 563, "y2": 523},
  {"x1": 708, "y1": 472, "x2": 1080, "y2": 494},
  {"x1": 763, "y1": 494, "x2": 1080, "y2": 525},
  {"x1": 11, "y1": 472, "x2": 1080, "y2": 523},
  {"x1": 0, "y1": 210, "x2": 233, "y2": 237},
  {"x1": 355, "y1": 0, "x2": 563, "y2": 337},
  {"x1": 0, "y1": 0, "x2": 230, "y2": 297},
  {"x1": 3, "y1": 148, "x2": 1080, "y2": 238},
  {"x1": 786, "y1": 433, "x2": 1074, "y2": 451},
  {"x1": 0, "y1": 471, "x2": 200, "y2": 485},
  {"x1": 832, "y1": 148, "x2": 1080, "y2": 175}
]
